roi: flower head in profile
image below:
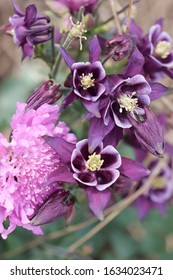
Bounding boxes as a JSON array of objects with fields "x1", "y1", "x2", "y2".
[
  {"x1": 8, "y1": 0, "x2": 52, "y2": 60},
  {"x1": 0, "y1": 82, "x2": 76, "y2": 239}
]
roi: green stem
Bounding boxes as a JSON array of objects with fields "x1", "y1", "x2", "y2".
[{"x1": 50, "y1": 37, "x2": 71, "y2": 79}]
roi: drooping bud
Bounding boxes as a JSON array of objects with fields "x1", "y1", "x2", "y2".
[
  {"x1": 129, "y1": 106, "x2": 164, "y2": 157},
  {"x1": 30, "y1": 189, "x2": 75, "y2": 226},
  {"x1": 106, "y1": 34, "x2": 134, "y2": 62},
  {"x1": 26, "y1": 80, "x2": 62, "y2": 111}
]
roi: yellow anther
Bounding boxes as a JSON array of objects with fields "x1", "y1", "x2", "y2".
[
  {"x1": 80, "y1": 73, "x2": 95, "y2": 90},
  {"x1": 155, "y1": 40, "x2": 172, "y2": 59},
  {"x1": 117, "y1": 91, "x2": 138, "y2": 113},
  {"x1": 86, "y1": 152, "x2": 104, "y2": 172},
  {"x1": 152, "y1": 176, "x2": 166, "y2": 190}
]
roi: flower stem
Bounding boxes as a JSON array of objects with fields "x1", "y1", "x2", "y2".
[
  {"x1": 109, "y1": 0, "x2": 122, "y2": 34},
  {"x1": 126, "y1": 0, "x2": 133, "y2": 34},
  {"x1": 50, "y1": 37, "x2": 71, "y2": 79}
]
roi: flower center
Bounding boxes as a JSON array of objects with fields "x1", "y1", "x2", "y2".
[
  {"x1": 80, "y1": 73, "x2": 95, "y2": 90},
  {"x1": 155, "y1": 40, "x2": 172, "y2": 59},
  {"x1": 152, "y1": 176, "x2": 166, "y2": 190},
  {"x1": 86, "y1": 152, "x2": 104, "y2": 172},
  {"x1": 117, "y1": 92, "x2": 138, "y2": 113}
]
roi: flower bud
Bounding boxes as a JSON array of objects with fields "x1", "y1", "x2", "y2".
[
  {"x1": 30, "y1": 189, "x2": 75, "y2": 226},
  {"x1": 26, "y1": 80, "x2": 62, "y2": 111},
  {"x1": 129, "y1": 106, "x2": 164, "y2": 157},
  {"x1": 106, "y1": 34, "x2": 134, "y2": 61}
]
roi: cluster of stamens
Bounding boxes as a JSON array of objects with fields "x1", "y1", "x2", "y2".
[
  {"x1": 80, "y1": 73, "x2": 95, "y2": 90},
  {"x1": 86, "y1": 152, "x2": 104, "y2": 172},
  {"x1": 151, "y1": 176, "x2": 166, "y2": 190},
  {"x1": 155, "y1": 40, "x2": 172, "y2": 59},
  {"x1": 117, "y1": 91, "x2": 138, "y2": 113},
  {"x1": 68, "y1": 16, "x2": 87, "y2": 50}
]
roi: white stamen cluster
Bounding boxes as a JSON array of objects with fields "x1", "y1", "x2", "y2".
[
  {"x1": 86, "y1": 152, "x2": 104, "y2": 172},
  {"x1": 80, "y1": 73, "x2": 95, "y2": 90},
  {"x1": 155, "y1": 40, "x2": 172, "y2": 59},
  {"x1": 118, "y1": 92, "x2": 138, "y2": 113}
]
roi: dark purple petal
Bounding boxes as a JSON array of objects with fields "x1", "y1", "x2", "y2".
[
  {"x1": 43, "y1": 165, "x2": 75, "y2": 186},
  {"x1": 100, "y1": 146, "x2": 121, "y2": 169},
  {"x1": 59, "y1": 46, "x2": 75, "y2": 68},
  {"x1": 71, "y1": 149, "x2": 86, "y2": 173},
  {"x1": 12, "y1": 0, "x2": 24, "y2": 16},
  {"x1": 85, "y1": 187, "x2": 111, "y2": 220},
  {"x1": 60, "y1": 90, "x2": 76, "y2": 112},
  {"x1": 30, "y1": 189, "x2": 74, "y2": 226},
  {"x1": 119, "y1": 157, "x2": 150, "y2": 180},
  {"x1": 73, "y1": 172, "x2": 97, "y2": 187},
  {"x1": 96, "y1": 169, "x2": 120, "y2": 191},
  {"x1": 76, "y1": 139, "x2": 90, "y2": 160},
  {"x1": 82, "y1": 99, "x2": 101, "y2": 117},
  {"x1": 88, "y1": 117, "x2": 114, "y2": 153},
  {"x1": 123, "y1": 47, "x2": 144, "y2": 77},
  {"x1": 150, "y1": 82, "x2": 168, "y2": 100},
  {"x1": 111, "y1": 102, "x2": 132, "y2": 128},
  {"x1": 44, "y1": 136, "x2": 75, "y2": 164},
  {"x1": 103, "y1": 125, "x2": 123, "y2": 147},
  {"x1": 89, "y1": 35, "x2": 102, "y2": 63},
  {"x1": 91, "y1": 61, "x2": 106, "y2": 81},
  {"x1": 25, "y1": 5, "x2": 37, "y2": 26}
]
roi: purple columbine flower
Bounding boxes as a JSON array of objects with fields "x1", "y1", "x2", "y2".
[
  {"x1": 71, "y1": 139, "x2": 121, "y2": 191},
  {"x1": 127, "y1": 18, "x2": 173, "y2": 79},
  {"x1": 59, "y1": 35, "x2": 107, "y2": 116},
  {"x1": 106, "y1": 75, "x2": 151, "y2": 129},
  {"x1": 136, "y1": 160, "x2": 173, "y2": 219},
  {"x1": 8, "y1": 0, "x2": 52, "y2": 60}
]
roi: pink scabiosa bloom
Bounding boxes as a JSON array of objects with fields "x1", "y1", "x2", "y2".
[
  {"x1": 0, "y1": 81, "x2": 76, "y2": 239},
  {"x1": 8, "y1": 0, "x2": 52, "y2": 60},
  {"x1": 47, "y1": 0, "x2": 98, "y2": 15}
]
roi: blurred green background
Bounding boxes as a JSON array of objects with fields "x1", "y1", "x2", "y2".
[{"x1": 0, "y1": 0, "x2": 173, "y2": 260}]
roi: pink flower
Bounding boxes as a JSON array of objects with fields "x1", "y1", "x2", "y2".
[{"x1": 0, "y1": 102, "x2": 76, "y2": 239}]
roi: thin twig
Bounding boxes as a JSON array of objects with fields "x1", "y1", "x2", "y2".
[
  {"x1": 109, "y1": 0, "x2": 122, "y2": 34},
  {"x1": 67, "y1": 157, "x2": 168, "y2": 253},
  {"x1": 0, "y1": 217, "x2": 96, "y2": 259},
  {"x1": 102, "y1": 0, "x2": 139, "y2": 26},
  {"x1": 126, "y1": 0, "x2": 133, "y2": 34}
]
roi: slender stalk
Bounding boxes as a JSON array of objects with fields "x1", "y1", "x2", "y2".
[
  {"x1": 126, "y1": 0, "x2": 133, "y2": 34},
  {"x1": 109, "y1": 0, "x2": 122, "y2": 34},
  {"x1": 0, "y1": 217, "x2": 97, "y2": 259},
  {"x1": 102, "y1": 0, "x2": 139, "y2": 26},
  {"x1": 50, "y1": 37, "x2": 71, "y2": 79},
  {"x1": 67, "y1": 157, "x2": 168, "y2": 253}
]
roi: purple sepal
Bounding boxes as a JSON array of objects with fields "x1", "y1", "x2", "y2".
[
  {"x1": 129, "y1": 106, "x2": 164, "y2": 157},
  {"x1": 119, "y1": 157, "x2": 150, "y2": 180},
  {"x1": 85, "y1": 187, "x2": 111, "y2": 220},
  {"x1": 44, "y1": 136, "x2": 75, "y2": 164},
  {"x1": 136, "y1": 196, "x2": 151, "y2": 219},
  {"x1": 150, "y1": 82, "x2": 168, "y2": 100},
  {"x1": 89, "y1": 35, "x2": 102, "y2": 63},
  {"x1": 123, "y1": 47, "x2": 144, "y2": 77},
  {"x1": 60, "y1": 90, "x2": 76, "y2": 112},
  {"x1": 43, "y1": 166, "x2": 75, "y2": 186},
  {"x1": 88, "y1": 117, "x2": 114, "y2": 153},
  {"x1": 59, "y1": 46, "x2": 75, "y2": 68},
  {"x1": 30, "y1": 189, "x2": 74, "y2": 226}
]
